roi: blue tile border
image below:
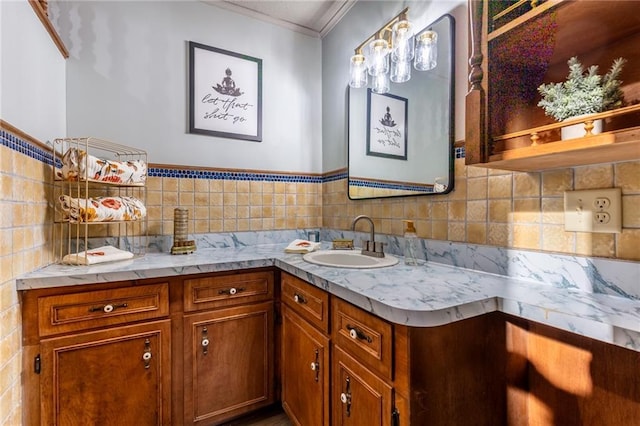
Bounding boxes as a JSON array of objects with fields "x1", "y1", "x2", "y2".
[
  {"x1": 348, "y1": 179, "x2": 433, "y2": 193},
  {"x1": 147, "y1": 167, "x2": 325, "y2": 183},
  {"x1": 0, "y1": 129, "x2": 56, "y2": 166},
  {"x1": 1, "y1": 129, "x2": 349, "y2": 184}
]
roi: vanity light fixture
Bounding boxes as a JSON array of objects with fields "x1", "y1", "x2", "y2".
[{"x1": 348, "y1": 7, "x2": 438, "y2": 94}]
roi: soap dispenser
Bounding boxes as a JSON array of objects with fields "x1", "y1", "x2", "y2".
[{"x1": 403, "y1": 220, "x2": 418, "y2": 265}]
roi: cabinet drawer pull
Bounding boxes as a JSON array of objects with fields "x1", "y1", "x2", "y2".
[
  {"x1": 201, "y1": 327, "x2": 209, "y2": 355},
  {"x1": 218, "y1": 287, "x2": 245, "y2": 296},
  {"x1": 89, "y1": 302, "x2": 128, "y2": 313},
  {"x1": 293, "y1": 293, "x2": 307, "y2": 304},
  {"x1": 310, "y1": 349, "x2": 320, "y2": 382},
  {"x1": 346, "y1": 324, "x2": 372, "y2": 343},
  {"x1": 142, "y1": 338, "x2": 152, "y2": 369},
  {"x1": 341, "y1": 376, "x2": 352, "y2": 417}
]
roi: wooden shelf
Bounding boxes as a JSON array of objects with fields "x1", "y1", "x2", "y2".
[
  {"x1": 465, "y1": 0, "x2": 640, "y2": 171},
  {"x1": 477, "y1": 127, "x2": 640, "y2": 172}
]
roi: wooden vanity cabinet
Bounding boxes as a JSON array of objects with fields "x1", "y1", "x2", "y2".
[
  {"x1": 280, "y1": 272, "x2": 330, "y2": 426},
  {"x1": 331, "y1": 296, "x2": 506, "y2": 426},
  {"x1": 182, "y1": 270, "x2": 275, "y2": 425},
  {"x1": 465, "y1": 0, "x2": 640, "y2": 171},
  {"x1": 40, "y1": 320, "x2": 171, "y2": 425},
  {"x1": 331, "y1": 297, "x2": 397, "y2": 426},
  {"x1": 21, "y1": 280, "x2": 172, "y2": 426}
]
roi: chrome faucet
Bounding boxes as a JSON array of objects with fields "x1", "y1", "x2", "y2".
[{"x1": 351, "y1": 215, "x2": 385, "y2": 258}]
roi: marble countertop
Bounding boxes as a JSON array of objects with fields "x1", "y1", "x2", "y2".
[{"x1": 17, "y1": 243, "x2": 640, "y2": 352}]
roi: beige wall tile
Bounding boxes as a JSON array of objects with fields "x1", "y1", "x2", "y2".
[
  {"x1": 237, "y1": 181, "x2": 250, "y2": 193},
  {"x1": 179, "y1": 192, "x2": 194, "y2": 206},
  {"x1": 195, "y1": 193, "x2": 209, "y2": 206},
  {"x1": 194, "y1": 178, "x2": 209, "y2": 193},
  {"x1": 617, "y1": 229, "x2": 640, "y2": 260},
  {"x1": 467, "y1": 177, "x2": 488, "y2": 200},
  {"x1": 615, "y1": 161, "x2": 640, "y2": 193},
  {"x1": 541, "y1": 198, "x2": 565, "y2": 225},
  {"x1": 223, "y1": 180, "x2": 237, "y2": 193},
  {"x1": 467, "y1": 200, "x2": 487, "y2": 222},
  {"x1": 489, "y1": 199, "x2": 512, "y2": 223},
  {"x1": 512, "y1": 224, "x2": 540, "y2": 250},
  {"x1": 542, "y1": 225, "x2": 575, "y2": 253},
  {"x1": 487, "y1": 223, "x2": 510, "y2": 247},
  {"x1": 179, "y1": 178, "x2": 194, "y2": 192},
  {"x1": 448, "y1": 222, "x2": 466, "y2": 242},
  {"x1": 210, "y1": 192, "x2": 223, "y2": 206},
  {"x1": 432, "y1": 221, "x2": 448, "y2": 240},
  {"x1": 163, "y1": 177, "x2": 179, "y2": 192},
  {"x1": 574, "y1": 164, "x2": 613, "y2": 189},
  {"x1": 209, "y1": 180, "x2": 223, "y2": 193},
  {"x1": 513, "y1": 172, "x2": 540, "y2": 197},
  {"x1": 622, "y1": 195, "x2": 640, "y2": 228},
  {"x1": 223, "y1": 192, "x2": 237, "y2": 206},
  {"x1": 513, "y1": 198, "x2": 540, "y2": 224},
  {"x1": 576, "y1": 233, "x2": 615, "y2": 258},
  {"x1": 488, "y1": 174, "x2": 513, "y2": 198},
  {"x1": 467, "y1": 223, "x2": 486, "y2": 244},
  {"x1": 449, "y1": 201, "x2": 466, "y2": 221},
  {"x1": 432, "y1": 202, "x2": 448, "y2": 220},
  {"x1": 542, "y1": 169, "x2": 573, "y2": 196}
]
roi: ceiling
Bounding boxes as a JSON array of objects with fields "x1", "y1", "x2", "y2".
[{"x1": 204, "y1": 0, "x2": 356, "y2": 37}]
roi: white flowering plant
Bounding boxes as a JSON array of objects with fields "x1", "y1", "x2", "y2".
[{"x1": 537, "y1": 56, "x2": 626, "y2": 121}]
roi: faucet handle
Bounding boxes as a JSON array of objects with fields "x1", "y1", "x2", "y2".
[{"x1": 373, "y1": 241, "x2": 385, "y2": 254}]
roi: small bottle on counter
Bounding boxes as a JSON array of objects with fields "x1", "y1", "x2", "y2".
[{"x1": 403, "y1": 220, "x2": 418, "y2": 265}]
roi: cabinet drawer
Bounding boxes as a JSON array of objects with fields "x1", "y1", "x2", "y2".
[
  {"x1": 281, "y1": 272, "x2": 329, "y2": 333},
  {"x1": 184, "y1": 270, "x2": 274, "y2": 312},
  {"x1": 38, "y1": 283, "x2": 169, "y2": 337},
  {"x1": 332, "y1": 297, "x2": 393, "y2": 380}
]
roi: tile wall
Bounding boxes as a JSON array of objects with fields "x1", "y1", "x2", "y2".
[
  {"x1": 0, "y1": 133, "x2": 54, "y2": 425},
  {"x1": 324, "y1": 158, "x2": 640, "y2": 261},
  {"x1": 144, "y1": 167, "x2": 324, "y2": 237}
]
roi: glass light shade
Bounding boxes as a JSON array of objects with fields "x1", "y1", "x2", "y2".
[
  {"x1": 349, "y1": 54, "x2": 368, "y2": 88},
  {"x1": 391, "y1": 20, "x2": 415, "y2": 62},
  {"x1": 390, "y1": 58, "x2": 411, "y2": 83},
  {"x1": 414, "y1": 30, "x2": 438, "y2": 71},
  {"x1": 372, "y1": 72, "x2": 390, "y2": 94},
  {"x1": 366, "y1": 39, "x2": 389, "y2": 76}
]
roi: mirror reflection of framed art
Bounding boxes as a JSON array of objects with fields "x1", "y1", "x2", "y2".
[{"x1": 366, "y1": 89, "x2": 408, "y2": 160}]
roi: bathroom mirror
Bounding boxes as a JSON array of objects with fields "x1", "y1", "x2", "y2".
[{"x1": 348, "y1": 14, "x2": 455, "y2": 199}]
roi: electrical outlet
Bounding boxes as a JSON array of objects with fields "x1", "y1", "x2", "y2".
[
  {"x1": 594, "y1": 198, "x2": 611, "y2": 209},
  {"x1": 594, "y1": 212, "x2": 610, "y2": 224},
  {"x1": 564, "y1": 188, "x2": 622, "y2": 233}
]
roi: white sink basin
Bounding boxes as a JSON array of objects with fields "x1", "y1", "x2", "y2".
[{"x1": 302, "y1": 250, "x2": 398, "y2": 269}]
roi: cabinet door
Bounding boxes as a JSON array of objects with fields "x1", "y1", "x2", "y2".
[
  {"x1": 40, "y1": 320, "x2": 171, "y2": 426},
  {"x1": 281, "y1": 305, "x2": 330, "y2": 426},
  {"x1": 332, "y1": 345, "x2": 393, "y2": 426},
  {"x1": 184, "y1": 301, "x2": 275, "y2": 425}
]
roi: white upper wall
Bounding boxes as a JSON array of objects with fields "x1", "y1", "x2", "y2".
[
  {"x1": 1, "y1": 0, "x2": 66, "y2": 142},
  {"x1": 53, "y1": 0, "x2": 323, "y2": 173},
  {"x1": 321, "y1": 0, "x2": 468, "y2": 172}
]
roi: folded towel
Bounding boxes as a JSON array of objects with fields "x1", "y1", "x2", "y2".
[
  {"x1": 60, "y1": 148, "x2": 147, "y2": 185},
  {"x1": 284, "y1": 239, "x2": 321, "y2": 253},
  {"x1": 59, "y1": 195, "x2": 147, "y2": 222},
  {"x1": 62, "y1": 245, "x2": 134, "y2": 265}
]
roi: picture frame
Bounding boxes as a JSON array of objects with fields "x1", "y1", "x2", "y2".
[
  {"x1": 189, "y1": 41, "x2": 262, "y2": 142},
  {"x1": 366, "y1": 89, "x2": 408, "y2": 160}
]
